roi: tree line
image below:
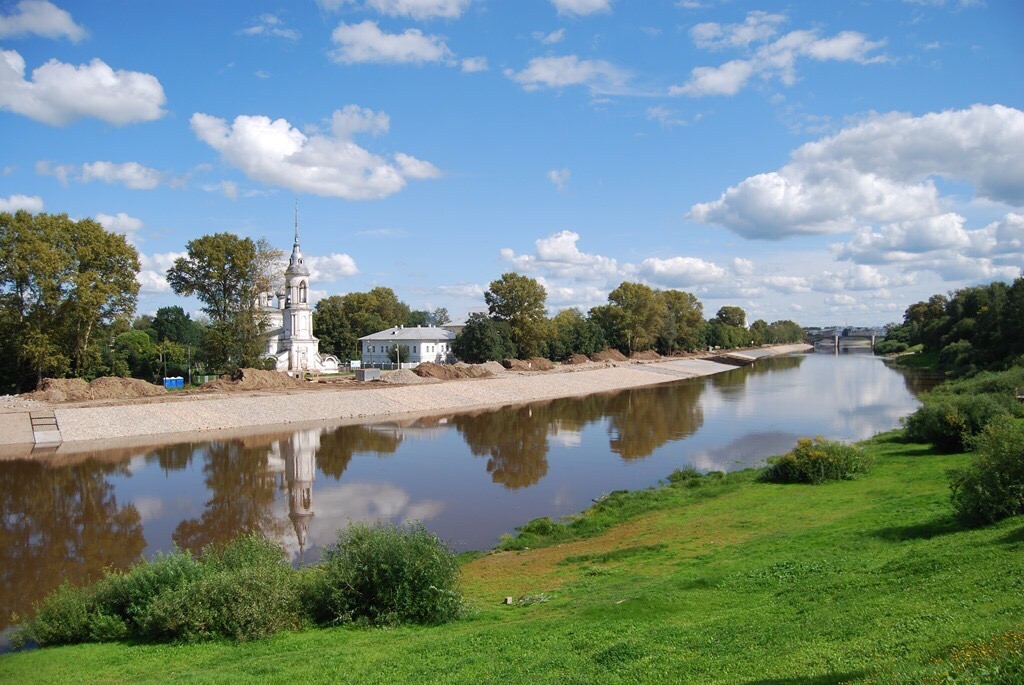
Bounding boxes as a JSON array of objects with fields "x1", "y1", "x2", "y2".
[
  {"x1": 0, "y1": 211, "x2": 802, "y2": 393},
  {"x1": 451, "y1": 272, "x2": 804, "y2": 364},
  {"x1": 877, "y1": 277, "x2": 1024, "y2": 376}
]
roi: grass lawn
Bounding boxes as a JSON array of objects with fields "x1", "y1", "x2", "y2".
[{"x1": 2, "y1": 431, "x2": 1022, "y2": 684}]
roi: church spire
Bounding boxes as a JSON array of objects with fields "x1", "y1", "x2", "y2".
[
  {"x1": 286, "y1": 200, "x2": 310, "y2": 277},
  {"x1": 294, "y1": 199, "x2": 299, "y2": 246}
]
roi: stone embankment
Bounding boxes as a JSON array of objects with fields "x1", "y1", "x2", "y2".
[{"x1": 0, "y1": 344, "x2": 811, "y2": 458}]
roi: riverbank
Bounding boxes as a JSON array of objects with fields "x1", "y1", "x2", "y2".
[
  {"x1": 0, "y1": 344, "x2": 811, "y2": 458},
  {"x1": 2, "y1": 432, "x2": 1021, "y2": 683}
]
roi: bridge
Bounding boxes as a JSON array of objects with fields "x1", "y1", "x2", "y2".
[{"x1": 805, "y1": 328, "x2": 884, "y2": 351}]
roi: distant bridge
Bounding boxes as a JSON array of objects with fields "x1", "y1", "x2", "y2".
[{"x1": 805, "y1": 329, "x2": 881, "y2": 351}]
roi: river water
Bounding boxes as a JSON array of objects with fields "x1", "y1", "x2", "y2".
[{"x1": 0, "y1": 351, "x2": 930, "y2": 631}]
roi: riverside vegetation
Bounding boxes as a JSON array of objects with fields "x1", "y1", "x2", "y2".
[{"x1": 4, "y1": 422, "x2": 1024, "y2": 683}]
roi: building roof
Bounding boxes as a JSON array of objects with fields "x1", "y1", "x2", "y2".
[{"x1": 359, "y1": 325, "x2": 456, "y2": 342}]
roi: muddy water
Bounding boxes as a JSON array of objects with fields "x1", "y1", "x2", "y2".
[{"x1": 0, "y1": 351, "x2": 929, "y2": 631}]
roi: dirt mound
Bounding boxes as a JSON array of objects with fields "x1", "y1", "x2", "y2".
[
  {"x1": 414, "y1": 362, "x2": 492, "y2": 380},
  {"x1": 383, "y1": 369, "x2": 434, "y2": 384},
  {"x1": 29, "y1": 376, "x2": 164, "y2": 402},
  {"x1": 501, "y1": 357, "x2": 555, "y2": 371},
  {"x1": 202, "y1": 368, "x2": 305, "y2": 392},
  {"x1": 564, "y1": 354, "x2": 591, "y2": 365},
  {"x1": 479, "y1": 361, "x2": 507, "y2": 375},
  {"x1": 592, "y1": 348, "x2": 628, "y2": 362},
  {"x1": 630, "y1": 350, "x2": 661, "y2": 361}
]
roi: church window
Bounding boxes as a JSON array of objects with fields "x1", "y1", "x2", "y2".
[{"x1": 299, "y1": 282, "x2": 307, "y2": 303}]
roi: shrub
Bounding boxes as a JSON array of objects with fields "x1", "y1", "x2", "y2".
[
  {"x1": 91, "y1": 549, "x2": 204, "y2": 633},
  {"x1": 950, "y1": 420, "x2": 1024, "y2": 526},
  {"x1": 904, "y1": 394, "x2": 1012, "y2": 452},
  {"x1": 761, "y1": 437, "x2": 872, "y2": 484},
  {"x1": 140, "y1": 534, "x2": 304, "y2": 642},
  {"x1": 11, "y1": 582, "x2": 94, "y2": 648},
  {"x1": 316, "y1": 522, "x2": 462, "y2": 626}
]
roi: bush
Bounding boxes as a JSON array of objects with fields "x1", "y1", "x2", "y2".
[
  {"x1": 315, "y1": 522, "x2": 462, "y2": 626},
  {"x1": 11, "y1": 582, "x2": 94, "y2": 648},
  {"x1": 91, "y1": 549, "x2": 204, "y2": 633},
  {"x1": 950, "y1": 420, "x2": 1024, "y2": 526},
  {"x1": 140, "y1": 535, "x2": 304, "y2": 642},
  {"x1": 761, "y1": 437, "x2": 872, "y2": 484},
  {"x1": 904, "y1": 394, "x2": 1012, "y2": 452}
]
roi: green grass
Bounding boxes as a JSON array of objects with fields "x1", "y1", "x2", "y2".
[{"x1": 3, "y1": 430, "x2": 1023, "y2": 684}]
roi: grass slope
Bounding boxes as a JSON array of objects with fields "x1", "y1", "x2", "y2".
[{"x1": 2, "y1": 431, "x2": 1023, "y2": 684}]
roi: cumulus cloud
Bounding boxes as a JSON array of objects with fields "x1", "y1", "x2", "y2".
[
  {"x1": 330, "y1": 21, "x2": 453, "y2": 65},
  {"x1": 551, "y1": 0, "x2": 612, "y2": 17},
  {"x1": 505, "y1": 55, "x2": 630, "y2": 93},
  {"x1": 316, "y1": 0, "x2": 474, "y2": 20},
  {"x1": 83, "y1": 161, "x2": 163, "y2": 189},
  {"x1": 330, "y1": 104, "x2": 390, "y2": 138},
  {"x1": 689, "y1": 105, "x2": 1024, "y2": 240},
  {"x1": 670, "y1": 12, "x2": 885, "y2": 98},
  {"x1": 239, "y1": 13, "x2": 300, "y2": 40},
  {"x1": 0, "y1": 193, "x2": 43, "y2": 212},
  {"x1": 137, "y1": 251, "x2": 185, "y2": 293},
  {"x1": 190, "y1": 107, "x2": 440, "y2": 200},
  {"x1": 547, "y1": 167, "x2": 570, "y2": 191},
  {"x1": 437, "y1": 283, "x2": 486, "y2": 299},
  {"x1": 501, "y1": 231, "x2": 624, "y2": 282},
  {"x1": 0, "y1": 49, "x2": 165, "y2": 126},
  {"x1": 638, "y1": 256, "x2": 729, "y2": 288},
  {"x1": 307, "y1": 253, "x2": 359, "y2": 281},
  {"x1": 96, "y1": 211, "x2": 144, "y2": 244},
  {"x1": 0, "y1": 0, "x2": 86, "y2": 42}
]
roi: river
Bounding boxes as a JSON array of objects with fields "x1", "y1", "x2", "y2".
[{"x1": 0, "y1": 350, "x2": 931, "y2": 632}]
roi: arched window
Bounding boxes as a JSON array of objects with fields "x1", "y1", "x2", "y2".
[{"x1": 299, "y1": 281, "x2": 307, "y2": 303}]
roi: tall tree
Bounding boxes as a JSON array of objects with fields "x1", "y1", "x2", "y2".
[
  {"x1": 166, "y1": 233, "x2": 268, "y2": 371},
  {"x1": 485, "y1": 272, "x2": 550, "y2": 358},
  {"x1": 658, "y1": 290, "x2": 705, "y2": 354},
  {"x1": 607, "y1": 281, "x2": 665, "y2": 354},
  {"x1": 0, "y1": 211, "x2": 139, "y2": 391},
  {"x1": 452, "y1": 313, "x2": 516, "y2": 363}
]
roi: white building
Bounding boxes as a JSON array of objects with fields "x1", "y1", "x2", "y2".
[
  {"x1": 359, "y1": 325, "x2": 456, "y2": 367},
  {"x1": 262, "y1": 220, "x2": 340, "y2": 375}
]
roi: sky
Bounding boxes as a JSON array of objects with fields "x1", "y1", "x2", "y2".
[{"x1": 1, "y1": 0, "x2": 1022, "y2": 327}]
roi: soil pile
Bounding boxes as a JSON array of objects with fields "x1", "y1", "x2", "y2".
[
  {"x1": 30, "y1": 377, "x2": 164, "y2": 402},
  {"x1": 501, "y1": 357, "x2": 555, "y2": 371},
  {"x1": 383, "y1": 369, "x2": 434, "y2": 384},
  {"x1": 591, "y1": 348, "x2": 628, "y2": 362},
  {"x1": 202, "y1": 368, "x2": 305, "y2": 392},
  {"x1": 564, "y1": 354, "x2": 591, "y2": 365},
  {"x1": 630, "y1": 350, "x2": 661, "y2": 361},
  {"x1": 413, "y1": 362, "x2": 492, "y2": 380},
  {"x1": 479, "y1": 361, "x2": 507, "y2": 375}
]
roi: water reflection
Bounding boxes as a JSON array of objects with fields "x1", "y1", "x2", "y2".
[
  {"x1": 0, "y1": 353, "x2": 930, "y2": 630},
  {"x1": 0, "y1": 460, "x2": 145, "y2": 631}
]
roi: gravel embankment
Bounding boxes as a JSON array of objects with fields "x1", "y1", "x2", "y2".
[{"x1": 9, "y1": 344, "x2": 812, "y2": 454}]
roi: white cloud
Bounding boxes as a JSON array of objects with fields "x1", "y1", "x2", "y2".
[
  {"x1": 690, "y1": 11, "x2": 785, "y2": 51},
  {"x1": 647, "y1": 105, "x2": 688, "y2": 127},
  {"x1": 0, "y1": 193, "x2": 43, "y2": 212},
  {"x1": 505, "y1": 55, "x2": 630, "y2": 93},
  {"x1": 137, "y1": 251, "x2": 186, "y2": 293},
  {"x1": 239, "y1": 13, "x2": 299, "y2": 40},
  {"x1": 82, "y1": 161, "x2": 163, "y2": 189},
  {"x1": 460, "y1": 56, "x2": 488, "y2": 72},
  {"x1": 763, "y1": 275, "x2": 811, "y2": 294},
  {"x1": 501, "y1": 230, "x2": 624, "y2": 282},
  {"x1": 639, "y1": 256, "x2": 729, "y2": 288},
  {"x1": 533, "y1": 28, "x2": 566, "y2": 44},
  {"x1": 0, "y1": 49, "x2": 166, "y2": 126},
  {"x1": 254, "y1": 69, "x2": 271, "y2": 79},
  {"x1": 0, "y1": 0, "x2": 86, "y2": 42},
  {"x1": 330, "y1": 104, "x2": 390, "y2": 138},
  {"x1": 330, "y1": 21, "x2": 453, "y2": 65},
  {"x1": 190, "y1": 108, "x2": 440, "y2": 200},
  {"x1": 547, "y1": 167, "x2": 570, "y2": 191},
  {"x1": 307, "y1": 253, "x2": 359, "y2": 281},
  {"x1": 671, "y1": 13, "x2": 886, "y2": 98},
  {"x1": 437, "y1": 283, "x2": 486, "y2": 299},
  {"x1": 35, "y1": 159, "x2": 74, "y2": 185},
  {"x1": 201, "y1": 180, "x2": 239, "y2": 200},
  {"x1": 551, "y1": 0, "x2": 612, "y2": 17},
  {"x1": 96, "y1": 211, "x2": 144, "y2": 244},
  {"x1": 316, "y1": 0, "x2": 474, "y2": 20},
  {"x1": 690, "y1": 105, "x2": 1024, "y2": 239}
]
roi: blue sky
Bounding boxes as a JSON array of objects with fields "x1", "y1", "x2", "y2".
[{"x1": 1, "y1": 0, "x2": 1022, "y2": 326}]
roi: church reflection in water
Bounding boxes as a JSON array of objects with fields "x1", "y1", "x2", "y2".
[{"x1": 267, "y1": 428, "x2": 319, "y2": 562}]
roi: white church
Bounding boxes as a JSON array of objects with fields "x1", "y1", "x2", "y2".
[{"x1": 260, "y1": 220, "x2": 341, "y2": 375}]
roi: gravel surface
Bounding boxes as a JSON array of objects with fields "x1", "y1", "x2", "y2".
[{"x1": 10, "y1": 344, "x2": 811, "y2": 448}]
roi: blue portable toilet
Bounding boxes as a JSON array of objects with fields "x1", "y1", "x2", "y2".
[
  {"x1": 163, "y1": 377, "x2": 173, "y2": 389},
  {"x1": 175, "y1": 377, "x2": 184, "y2": 388}
]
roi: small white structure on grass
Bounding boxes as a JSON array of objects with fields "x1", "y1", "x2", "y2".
[
  {"x1": 359, "y1": 325, "x2": 456, "y2": 368},
  {"x1": 261, "y1": 215, "x2": 340, "y2": 375}
]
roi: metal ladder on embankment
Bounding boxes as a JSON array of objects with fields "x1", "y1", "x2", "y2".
[{"x1": 30, "y1": 409, "x2": 63, "y2": 452}]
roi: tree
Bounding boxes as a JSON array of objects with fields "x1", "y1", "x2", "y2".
[
  {"x1": 166, "y1": 233, "x2": 268, "y2": 371},
  {"x1": 432, "y1": 307, "x2": 451, "y2": 326},
  {"x1": 658, "y1": 290, "x2": 705, "y2": 354},
  {"x1": 714, "y1": 306, "x2": 747, "y2": 329},
  {"x1": 485, "y1": 273, "x2": 549, "y2": 358},
  {"x1": 313, "y1": 287, "x2": 412, "y2": 360},
  {"x1": 151, "y1": 306, "x2": 202, "y2": 346},
  {"x1": 452, "y1": 313, "x2": 515, "y2": 363},
  {"x1": 607, "y1": 282, "x2": 665, "y2": 354},
  {"x1": 546, "y1": 308, "x2": 606, "y2": 360},
  {"x1": 0, "y1": 211, "x2": 140, "y2": 392},
  {"x1": 749, "y1": 319, "x2": 769, "y2": 346}
]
